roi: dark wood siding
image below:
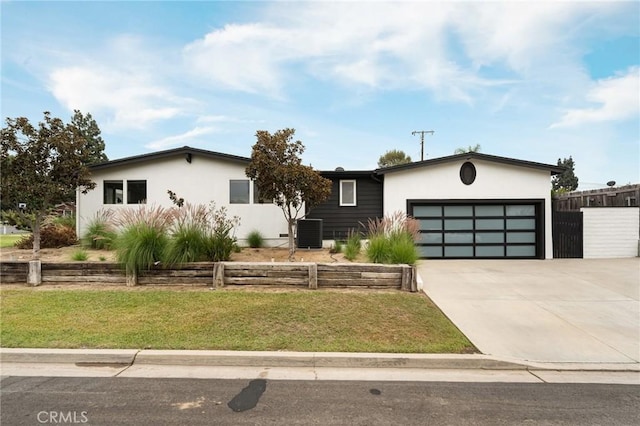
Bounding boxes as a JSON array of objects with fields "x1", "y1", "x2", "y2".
[{"x1": 307, "y1": 173, "x2": 383, "y2": 240}]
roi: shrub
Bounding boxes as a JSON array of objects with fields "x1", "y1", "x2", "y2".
[
  {"x1": 344, "y1": 230, "x2": 361, "y2": 261},
  {"x1": 82, "y1": 210, "x2": 117, "y2": 250},
  {"x1": 1, "y1": 210, "x2": 35, "y2": 231},
  {"x1": 247, "y1": 230, "x2": 265, "y2": 248},
  {"x1": 203, "y1": 203, "x2": 240, "y2": 262},
  {"x1": 16, "y1": 224, "x2": 77, "y2": 249},
  {"x1": 52, "y1": 214, "x2": 76, "y2": 229},
  {"x1": 205, "y1": 233, "x2": 236, "y2": 261},
  {"x1": 71, "y1": 249, "x2": 88, "y2": 261}
]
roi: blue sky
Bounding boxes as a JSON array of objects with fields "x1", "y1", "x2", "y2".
[{"x1": 2, "y1": 1, "x2": 639, "y2": 189}]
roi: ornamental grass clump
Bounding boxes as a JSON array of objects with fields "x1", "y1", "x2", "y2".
[
  {"x1": 365, "y1": 211, "x2": 420, "y2": 265},
  {"x1": 82, "y1": 209, "x2": 117, "y2": 250},
  {"x1": 163, "y1": 203, "x2": 209, "y2": 266},
  {"x1": 246, "y1": 230, "x2": 265, "y2": 248},
  {"x1": 114, "y1": 205, "x2": 172, "y2": 274},
  {"x1": 71, "y1": 249, "x2": 89, "y2": 261},
  {"x1": 112, "y1": 200, "x2": 240, "y2": 272},
  {"x1": 344, "y1": 229, "x2": 362, "y2": 261}
]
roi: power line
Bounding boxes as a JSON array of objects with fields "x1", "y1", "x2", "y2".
[{"x1": 411, "y1": 130, "x2": 434, "y2": 161}]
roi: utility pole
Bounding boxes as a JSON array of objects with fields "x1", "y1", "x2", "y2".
[{"x1": 412, "y1": 130, "x2": 434, "y2": 161}]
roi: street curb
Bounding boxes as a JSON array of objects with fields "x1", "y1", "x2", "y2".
[
  {"x1": 0, "y1": 348, "x2": 524, "y2": 370},
  {"x1": 2, "y1": 349, "x2": 638, "y2": 372},
  {"x1": 134, "y1": 350, "x2": 527, "y2": 370},
  {"x1": 0, "y1": 348, "x2": 138, "y2": 365}
]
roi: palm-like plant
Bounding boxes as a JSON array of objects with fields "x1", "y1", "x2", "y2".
[{"x1": 454, "y1": 144, "x2": 481, "y2": 154}]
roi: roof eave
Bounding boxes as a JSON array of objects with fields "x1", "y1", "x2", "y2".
[
  {"x1": 375, "y1": 152, "x2": 564, "y2": 175},
  {"x1": 90, "y1": 146, "x2": 251, "y2": 171}
]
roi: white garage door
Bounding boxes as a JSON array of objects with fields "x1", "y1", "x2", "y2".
[{"x1": 410, "y1": 201, "x2": 544, "y2": 259}]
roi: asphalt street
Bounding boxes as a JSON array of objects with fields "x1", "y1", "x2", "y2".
[{"x1": 1, "y1": 376, "x2": 638, "y2": 425}]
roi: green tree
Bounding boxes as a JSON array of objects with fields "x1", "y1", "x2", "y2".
[
  {"x1": 1, "y1": 112, "x2": 96, "y2": 259},
  {"x1": 377, "y1": 149, "x2": 412, "y2": 168},
  {"x1": 552, "y1": 156, "x2": 579, "y2": 192},
  {"x1": 454, "y1": 144, "x2": 482, "y2": 154},
  {"x1": 71, "y1": 110, "x2": 108, "y2": 164},
  {"x1": 246, "y1": 128, "x2": 332, "y2": 261}
]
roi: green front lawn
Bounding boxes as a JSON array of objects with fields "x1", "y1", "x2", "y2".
[
  {"x1": 0, "y1": 234, "x2": 26, "y2": 248},
  {"x1": 0, "y1": 289, "x2": 475, "y2": 353}
]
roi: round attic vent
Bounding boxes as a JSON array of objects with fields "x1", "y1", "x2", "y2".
[
  {"x1": 335, "y1": 167, "x2": 345, "y2": 171},
  {"x1": 460, "y1": 162, "x2": 476, "y2": 185}
]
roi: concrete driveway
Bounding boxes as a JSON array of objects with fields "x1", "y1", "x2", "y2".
[{"x1": 418, "y1": 258, "x2": 640, "y2": 365}]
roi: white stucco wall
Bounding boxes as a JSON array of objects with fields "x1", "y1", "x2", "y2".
[
  {"x1": 382, "y1": 159, "x2": 554, "y2": 258},
  {"x1": 77, "y1": 154, "x2": 288, "y2": 244},
  {"x1": 582, "y1": 207, "x2": 640, "y2": 258}
]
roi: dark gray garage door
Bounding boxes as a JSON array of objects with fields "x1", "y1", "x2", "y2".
[{"x1": 409, "y1": 200, "x2": 544, "y2": 259}]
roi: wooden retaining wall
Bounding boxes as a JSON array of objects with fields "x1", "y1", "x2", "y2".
[
  {"x1": 41, "y1": 262, "x2": 126, "y2": 285},
  {"x1": 138, "y1": 262, "x2": 214, "y2": 286},
  {"x1": 0, "y1": 261, "x2": 417, "y2": 291},
  {"x1": 0, "y1": 262, "x2": 28, "y2": 283}
]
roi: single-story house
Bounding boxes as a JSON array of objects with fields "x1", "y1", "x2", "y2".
[{"x1": 78, "y1": 146, "x2": 563, "y2": 259}]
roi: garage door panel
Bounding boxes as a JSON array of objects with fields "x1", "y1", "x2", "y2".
[
  {"x1": 506, "y1": 232, "x2": 536, "y2": 243},
  {"x1": 444, "y1": 219, "x2": 473, "y2": 230},
  {"x1": 444, "y1": 205, "x2": 473, "y2": 216},
  {"x1": 445, "y1": 246, "x2": 474, "y2": 257},
  {"x1": 476, "y1": 218, "x2": 504, "y2": 230},
  {"x1": 475, "y1": 205, "x2": 503, "y2": 216},
  {"x1": 506, "y1": 218, "x2": 535, "y2": 229},
  {"x1": 419, "y1": 246, "x2": 442, "y2": 257},
  {"x1": 419, "y1": 219, "x2": 442, "y2": 230},
  {"x1": 476, "y1": 246, "x2": 505, "y2": 257},
  {"x1": 506, "y1": 205, "x2": 535, "y2": 216},
  {"x1": 476, "y1": 232, "x2": 504, "y2": 243},
  {"x1": 444, "y1": 233, "x2": 473, "y2": 244},
  {"x1": 414, "y1": 206, "x2": 441, "y2": 216},
  {"x1": 507, "y1": 245, "x2": 536, "y2": 257}
]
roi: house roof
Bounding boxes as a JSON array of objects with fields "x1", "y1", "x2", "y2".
[
  {"x1": 90, "y1": 146, "x2": 250, "y2": 170},
  {"x1": 374, "y1": 152, "x2": 565, "y2": 175},
  {"x1": 90, "y1": 146, "x2": 564, "y2": 177}
]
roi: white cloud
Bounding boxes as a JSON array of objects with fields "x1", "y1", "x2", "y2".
[
  {"x1": 550, "y1": 67, "x2": 640, "y2": 128},
  {"x1": 182, "y1": 1, "x2": 627, "y2": 104},
  {"x1": 182, "y1": 2, "x2": 489, "y2": 99},
  {"x1": 49, "y1": 65, "x2": 185, "y2": 130},
  {"x1": 145, "y1": 126, "x2": 218, "y2": 150}
]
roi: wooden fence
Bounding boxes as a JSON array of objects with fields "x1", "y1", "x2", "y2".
[{"x1": 0, "y1": 261, "x2": 417, "y2": 292}]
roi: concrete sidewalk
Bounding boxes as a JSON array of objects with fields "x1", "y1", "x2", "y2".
[
  {"x1": 1, "y1": 348, "x2": 638, "y2": 384},
  {"x1": 418, "y1": 258, "x2": 640, "y2": 365}
]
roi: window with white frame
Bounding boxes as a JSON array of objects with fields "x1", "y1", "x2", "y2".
[{"x1": 340, "y1": 180, "x2": 357, "y2": 206}]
